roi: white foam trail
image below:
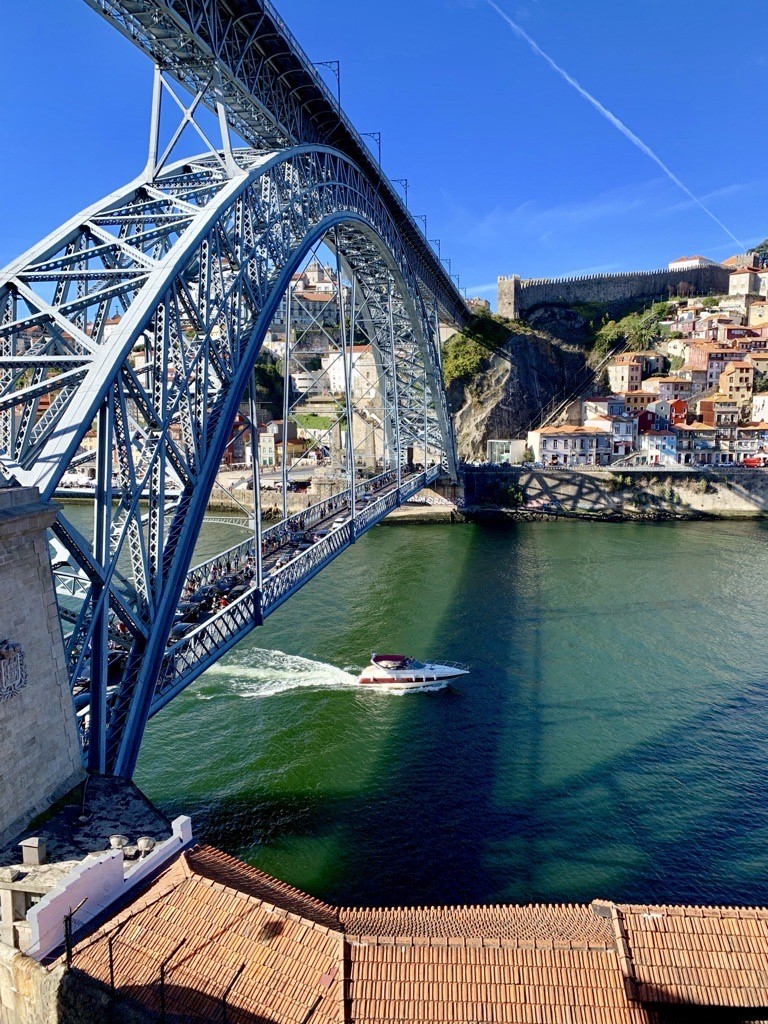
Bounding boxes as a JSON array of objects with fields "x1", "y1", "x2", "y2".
[
  {"x1": 201, "y1": 647, "x2": 358, "y2": 699},
  {"x1": 485, "y1": 1, "x2": 744, "y2": 249}
]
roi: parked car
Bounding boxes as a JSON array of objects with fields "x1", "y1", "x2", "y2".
[
  {"x1": 174, "y1": 601, "x2": 202, "y2": 624},
  {"x1": 168, "y1": 621, "x2": 196, "y2": 644}
]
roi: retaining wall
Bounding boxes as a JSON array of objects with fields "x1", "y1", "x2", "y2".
[{"x1": 463, "y1": 466, "x2": 768, "y2": 519}]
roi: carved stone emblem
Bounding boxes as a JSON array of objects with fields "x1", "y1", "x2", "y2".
[{"x1": 0, "y1": 641, "x2": 27, "y2": 701}]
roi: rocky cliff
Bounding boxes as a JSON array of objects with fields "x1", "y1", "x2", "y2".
[{"x1": 447, "y1": 307, "x2": 596, "y2": 460}]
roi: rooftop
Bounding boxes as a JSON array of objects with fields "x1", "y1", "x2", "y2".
[
  {"x1": 65, "y1": 845, "x2": 768, "y2": 1024},
  {"x1": 0, "y1": 776, "x2": 171, "y2": 869},
  {"x1": 537, "y1": 425, "x2": 611, "y2": 436}
]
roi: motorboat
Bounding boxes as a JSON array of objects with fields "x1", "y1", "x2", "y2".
[{"x1": 357, "y1": 653, "x2": 468, "y2": 689}]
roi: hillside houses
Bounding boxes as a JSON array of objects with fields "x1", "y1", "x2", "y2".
[{"x1": 523, "y1": 276, "x2": 768, "y2": 468}]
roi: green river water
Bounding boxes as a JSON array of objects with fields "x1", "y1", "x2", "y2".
[{"x1": 118, "y1": 517, "x2": 768, "y2": 908}]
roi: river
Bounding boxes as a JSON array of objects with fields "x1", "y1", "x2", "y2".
[{"x1": 95, "y1": 515, "x2": 766, "y2": 909}]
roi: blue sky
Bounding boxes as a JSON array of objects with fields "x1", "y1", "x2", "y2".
[{"x1": 1, "y1": 0, "x2": 765, "y2": 305}]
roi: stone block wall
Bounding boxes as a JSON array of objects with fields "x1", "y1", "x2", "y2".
[
  {"x1": 498, "y1": 265, "x2": 731, "y2": 319},
  {"x1": 0, "y1": 488, "x2": 83, "y2": 847}
]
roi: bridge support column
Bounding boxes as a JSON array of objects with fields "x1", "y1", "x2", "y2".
[
  {"x1": 248, "y1": 375, "x2": 263, "y2": 590},
  {"x1": 0, "y1": 488, "x2": 84, "y2": 845},
  {"x1": 336, "y1": 228, "x2": 356, "y2": 540},
  {"x1": 387, "y1": 278, "x2": 402, "y2": 493}
]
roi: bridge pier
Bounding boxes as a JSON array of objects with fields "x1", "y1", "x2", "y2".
[{"x1": 0, "y1": 488, "x2": 83, "y2": 846}]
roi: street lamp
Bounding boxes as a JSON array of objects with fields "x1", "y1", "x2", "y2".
[
  {"x1": 313, "y1": 60, "x2": 341, "y2": 110},
  {"x1": 361, "y1": 131, "x2": 381, "y2": 166},
  {"x1": 391, "y1": 178, "x2": 409, "y2": 207}
]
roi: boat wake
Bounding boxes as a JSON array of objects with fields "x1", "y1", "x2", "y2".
[
  {"x1": 200, "y1": 647, "x2": 358, "y2": 699},
  {"x1": 197, "y1": 649, "x2": 455, "y2": 700}
]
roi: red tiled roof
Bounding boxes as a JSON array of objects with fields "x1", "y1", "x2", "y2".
[
  {"x1": 339, "y1": 902, "x2": 614, "y2": 946},
  {"x1": 64, "y1": 847, "x2": 768, "y2": 1024},
  {"x1": 346, "y1": 940, "x2": 650, "y2": 1024},
  {"x1": 70, "y1": 849, "x2": 344, "y2": 1024},
  {"x1": 619, "y1": 903, "x2": 768, "y2": 1008},
  {"x1": 186, "y1": 845, "x2": 340, "y2": 930}
]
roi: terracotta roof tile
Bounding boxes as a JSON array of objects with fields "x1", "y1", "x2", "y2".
[
  {"x1": 186, "y1": 844, "x2": 340, "y2": 930},
  {"x1": 69, "y1": 848, "x2": 344, "y2": 1024},
  {"x1": 339, "y1": 904, "x2": 614, "y2": 948},
  {"x1": 62, "y1": 847, "x2": 768, "y2": 1022},
  {"x1": 619, "y1": 903, "x2": 768, "y2": 1008}
]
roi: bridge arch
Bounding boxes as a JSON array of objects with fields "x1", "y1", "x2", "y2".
[{"x1": 0, "y1": 144, "x2": 454, "y2": 776}]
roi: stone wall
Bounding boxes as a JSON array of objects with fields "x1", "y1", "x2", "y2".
[
  {"x1": 0, "y1": 945, "x2": 154, "y2": 1024},
  {"x1": 463, "y1": 465, "x2": 768, "y2": 519},
  {"x1": 0, "y1": 489, "x2": 83, "y2": 847},
  {"x1": 498, "y1": 265, "x2": 730, "y2": 319}
]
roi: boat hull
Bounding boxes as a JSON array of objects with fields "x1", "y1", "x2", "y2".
[{"x1": 357, "y1": 664, "x2": 468, "y2": 687}]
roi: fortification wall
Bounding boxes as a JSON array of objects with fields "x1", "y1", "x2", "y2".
[
  {"x1": 0, "y1": 488, "x2": 83, "y2": 847},
  {"x1": 498, "y1": 265, "x2": 730, "y2": 319}
]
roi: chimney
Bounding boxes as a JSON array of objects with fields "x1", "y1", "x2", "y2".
[{"x1": 19, "y1": 837, "x2": 46, "y2": 866}]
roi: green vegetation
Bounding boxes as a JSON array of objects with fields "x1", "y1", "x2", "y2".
[
  {"x1": 592, "y1": 301, "x2": 671, "y2": 358},
  {"x1": 702, "y1": 296, "x2": 719, "y2": 309},
  {"x1": 252, "y1": 357, "x2": 283, "y2": 418},
  {"x1": 669, "y1": 355, "x2": 684, "y2": 371},
  {"x1": 294, "y1": 413, "x2": 334, "y2": 431},
  {"x1": 443, "y1": 310, "x2": 526, "y2": 386}
]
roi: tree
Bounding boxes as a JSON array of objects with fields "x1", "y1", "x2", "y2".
[{"x1": 702, "y1": 296, "x2": 718, "y2": 309}]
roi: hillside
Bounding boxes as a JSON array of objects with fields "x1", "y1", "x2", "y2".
[{"x1": 446, "y1": 301, "x2": 670, "y2": 460}]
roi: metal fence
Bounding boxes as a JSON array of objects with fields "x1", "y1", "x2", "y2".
[{"x1": 66, "y1": 930, "x2": 248, "y2": 1024}]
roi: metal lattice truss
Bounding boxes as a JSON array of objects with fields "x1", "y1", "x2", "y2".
[
  {"x1": 0, "y1": 146, "x2": 454, "y2": 776},
  {"x1": 80, "y1": 0, "x2": 467, "y2": 325},
  {"x1": 0, "y1": 0, "x2": 468, "y2": 778}
]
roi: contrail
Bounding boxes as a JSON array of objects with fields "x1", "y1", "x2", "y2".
[{"x1": 485, "y1": 0, "x2": 744, "y2": 249}]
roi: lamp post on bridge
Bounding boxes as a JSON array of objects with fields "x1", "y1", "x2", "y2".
[
  {"x1": 391, "y1": 178, "x2": 409, "y2": 207},
  {"x1": 429, "y1": 239, "x2": 441, "y2": 259},
  {"x1": 313, "y1": 60, "x2": 341, "y2": 111},
  {"x1": 361, "y1": 131, "x2": 381, "y2": 167}
]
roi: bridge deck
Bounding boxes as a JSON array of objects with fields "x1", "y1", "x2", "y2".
[{"x1": 143, "y1": 467, "x2": 439, "y2": 717}]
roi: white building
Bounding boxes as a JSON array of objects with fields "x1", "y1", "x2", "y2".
[
  {"x1": 528, "y1": 425, "x2": 612, "y2": 467},
  {"x1": 321, "y1": 345, "x2": 378, "y2": 399},
  {"x1": 752, "y1": 394, "x2": 768, "y2": 423},
  {"x1": 668, "y1": 255, "x2": 718, "y2": 271},
  {"x1": 583, "y1": 414, "x2": 637, "y2": 459},
  {"x1": 639, "y1": 429, "x2": 677, "y2": 466}
]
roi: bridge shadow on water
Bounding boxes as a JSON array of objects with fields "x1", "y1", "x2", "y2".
[{"x1": 183, "y1": 519, "x2": 768, "y2": 909}]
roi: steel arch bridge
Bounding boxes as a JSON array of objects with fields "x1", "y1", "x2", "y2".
[{"x1": 0, "y1": 0, "x2": 468, "y2": 778}]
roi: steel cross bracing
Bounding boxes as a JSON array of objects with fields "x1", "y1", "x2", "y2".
[
  {"x1": 0, "y1": 142, "x2": 456, "y2": 777},
  {"x1": 80, "y1": 0, "x2": 468, "y2": 328}
]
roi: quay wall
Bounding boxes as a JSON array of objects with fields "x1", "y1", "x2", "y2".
[
  {"x1": 463, "y1": 465, "x2": 768, "y2": 519},
  {"x1": 0, "y1": 489, "x2": 83, "y2": 848},
  {"x1": 498, "y1": 265, "x2": 730, "y2": 319}
]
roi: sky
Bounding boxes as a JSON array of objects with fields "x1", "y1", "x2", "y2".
[{"x1": 1, "y1": 0, "x2": 766, "y2": 307}]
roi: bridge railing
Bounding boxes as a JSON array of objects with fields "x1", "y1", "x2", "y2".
[
  {"x1": 149, "y1": 472, "x2": 434, "y2": 711},
  {"x1": 261, "y1": 524, "x2": 352, "y2": 615},
  {"x1": 154, "y1": 588, "x2": 262, "y2": 708},
  {"x1": 185, "y1": 470, "x2": 399, "y2": 589}
]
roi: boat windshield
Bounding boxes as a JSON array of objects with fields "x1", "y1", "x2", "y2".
[{"x1": 405, "y1": 659, "x2": 425, "y2": 670}]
